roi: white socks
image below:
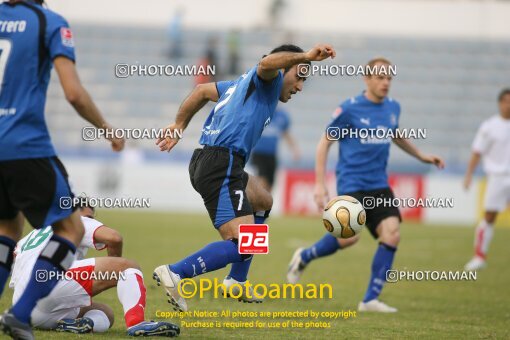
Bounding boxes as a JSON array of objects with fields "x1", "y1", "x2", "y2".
[
  {"x1": 84, "y1": 309, "x2": 110, "y2": 332},
  {"x1": 474, "y1": 219, "x2": 494, "y2": 259},
  {"x1": 117, "y1": 268, "x2": 146, "y2": 328}
]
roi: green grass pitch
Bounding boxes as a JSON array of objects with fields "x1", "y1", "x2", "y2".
[{"x1": 1, "y1": 211, "x2": 509, "y2": 339}]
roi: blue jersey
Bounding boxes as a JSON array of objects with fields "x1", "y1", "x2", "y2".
[
  {"x1": 199, "y1": 66, "x2": 283, "y2": 161},
  {"x1": 327, "y1": 93, "x2": 401, "y2": 193},
  {"x1": 0, "y1": 1, "x2": 75, "y2": 161},
  {"x1": 251, "y1": 107, "x2": 290, "y2": 156}
]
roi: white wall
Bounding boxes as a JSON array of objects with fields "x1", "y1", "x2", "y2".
[{"x1": 47, "y1": 0, "x2": 510, "y2": 40}]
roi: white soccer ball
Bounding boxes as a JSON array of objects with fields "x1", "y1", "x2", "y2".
[{"x1": 322, "y1": 195, "x2": 366, "y2": 238}]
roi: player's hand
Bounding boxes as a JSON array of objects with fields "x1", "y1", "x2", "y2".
[
  {"x1": 110, "y1": 137, "x2": 125, "y2": 152},
  {"x1": 305, "y1": 44, "x2": 336, "y2": 62},
  {"x1": 420, "y1": 154, "x2": 445, "y2": 169},
  {"x1": 463, "y1": 174, "x2": 472, "y2": 190},
  {"x1": 103, "y1": 125, "x2": 125, "y2": 152},
  {"x1": 156, "y1": 123, "x2": 182, "y2": 152},
  {"x1": 314, "y1": 183, "x2": 329, "y2": 211}
]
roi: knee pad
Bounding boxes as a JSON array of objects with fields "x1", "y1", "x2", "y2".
[
  {"x1": 0, "y1": 236, "x2": 16, "y2": 270},
  {"x1": 40, "y1": 235, "x2": 76, "y2": 271}
]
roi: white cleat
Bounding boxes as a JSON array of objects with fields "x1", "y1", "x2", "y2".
[
  {"x1": 286, "y1": 247, "x2": 306, "y2": 284},
  {"x1": 464, "y1": 256, "x2": 486, "y2": 271},
  {"x1": 358, "y1": 299, "x2": 398, "y2": 313},
  {"x1": 153, "y1": 265, "x2": 188, "y2": 312},
  {"x1": 222, "y1": 276, "x2": 263, "y2": 303}
]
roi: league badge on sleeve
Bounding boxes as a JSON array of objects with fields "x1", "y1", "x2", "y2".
[
  {"x1": 332, "y1": 107, "x2": 342, "y2": 119},
  {"x1": 60, "y1": 27, "x2": 74, "y2": 47}
]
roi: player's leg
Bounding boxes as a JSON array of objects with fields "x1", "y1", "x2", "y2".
[
  {"x1": 9, "y1": 211, "x2": 84, "y2": 324},
  {"x1": 358, "y1": 187, "x2": 401, "y2": 313},
  {"x1": 154, "y1": 148, "x2": 256, "y2": 310},
  {"x1": 287, "y1": 235, "x2": 359, "y2": 284},
  {"x1": 58, "y1": 257, "x2": 179, "y2": 336},
  {"x1": 465, "y1": 211, "x2": 498, "y2": 271},
  {"x1": 56, "y1": 302, "x2": 113, "y2": 334},
  {"x1": 359, "y1": 216, "x2": 399, "y2": 313},
  {"x1": 0, "y1": 212, "x2": 23, "y2": 297},
  {"x1": 287, "y1": 190, "x2": 365, "y2": 283},
  {"x1": 465, "y1": 175, "x2": 506, "y2": 270},
  {"x1": 2, "y1": 157, "x2": 84, "y2": 339},
  {"x1": 226, "y1": 174, "x2": 272, "y2": 286}
]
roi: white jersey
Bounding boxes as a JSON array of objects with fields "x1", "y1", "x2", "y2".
[
  {"x1": 472, "y1": 115, "x2": 510, "y2": 175},
  {"x1": 9, "y1": 216, "x2": 106, "y2": 303}
]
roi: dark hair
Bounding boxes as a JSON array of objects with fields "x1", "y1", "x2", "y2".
[
  {"x1": 8, "y1": 0, "x2": 44, "y2": 4},
  {"x1": 264, "y1": 44, "x2": 309, "y2": 73},
  {"x1": 75, "y1": 195, "x2": 95, "y2": 214},
  {"x1": 498, "y1": 88, "x2": 510, "y2": 102},
  {"x1": 269, "y1": 44, "x2": 304, "y2": 54}
]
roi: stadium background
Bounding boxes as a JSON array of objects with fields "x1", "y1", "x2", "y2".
[
  {"x1": 1, "y1": 1, "x2": 510, "y2": 338},
  {"x1": 44, "y1": 0, "x2": 510, "y2": 226}
]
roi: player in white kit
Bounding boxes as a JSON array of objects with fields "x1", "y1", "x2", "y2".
[
  {"x1": 9, "y1": 201, "x2": 179, "y2": 337},
  {"x1": 464, "y1": 89, "x2": 510, "y2": 271}
]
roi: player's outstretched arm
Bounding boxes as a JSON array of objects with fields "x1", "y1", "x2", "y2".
[
  {"x1": 54, "y1": 57, "x2": 125, "y2": 152},
  {"x1": 93, "y1": 226, "x2": 123, "y2": 257},
  {"x1": 392, "y1": 137, "x2": 445, "y2": 169},
  {"x1": 257, "y1": 44, "x2": 336, "y2": 81},
  {"x1": 463, "y1": 152, "x2": 481, "y2": 190},
  {"x1": 157, "y1": 82, "x2": 219, "y2": 152},
  {"x1": 314, "y1": 133, "x2": 335, "y2": 211}
]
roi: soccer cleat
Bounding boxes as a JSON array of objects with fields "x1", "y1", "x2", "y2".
[
  {"x1": 0, "y1": 311, "x2": 34, "y2": 340},
  {"x1": 286, "y1": 248, "x2": 306, "y2": 284},
  {"x1": 127, "y1": 320, "x2": 180, "y2": 337},
  {"x1": 358, "y1": 299, "x2": 398, "y2": 313},
  {"x1": 222, "y1": 276, "x2": 263, "y2": 303},
  {"x1": 56, "y1": 317, "x2": 94, "y2": 334},
  {"x1": 464, "y1": 256, "x2": 486, "y2": 271},
  {"x1": 153, "y1": 265, "x2": 188, "y2": 312}
]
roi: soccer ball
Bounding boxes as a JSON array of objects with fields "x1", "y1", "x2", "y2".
[{"x1": 322, "y1": 195, "x2": 366, "y2": 238}]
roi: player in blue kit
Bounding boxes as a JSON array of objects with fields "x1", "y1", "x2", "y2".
[
  {"x1": 0, "y1": 1, "x2": 123, "y2": 338},
  {"x1": 287, "y1": 57, "x2": 445, "y2": 312},
  {"x1": 153, "y1": 44, "x2": 336, "y2": 311},
  {"x1": 251, "y1": 105, "x2": 300, "y2": 191}
]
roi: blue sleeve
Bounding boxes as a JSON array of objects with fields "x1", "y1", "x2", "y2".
[
  {"x1": 45, "y1": 13, "x2": 75, "y2": 62},
  {"x1": 326, "y1": 102, "x2": 351, "y2": 130},
  {"x1": 252, "y1": 68, "x2": 284, "y2": 102},
  {"x1": 215, "y1": 80, "x2": 236, "y2": 98},
  {"x1": 281, "y1": 110, "x2": 290, "y2": 132},
  {"x1": 394, "y1": 101, "x2": 401, "y2": 130}
]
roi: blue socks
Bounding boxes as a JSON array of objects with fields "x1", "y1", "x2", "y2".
[
  {"x1": 0, "y1": 236, "x2": 16, "y2": 297},
  {"x1": 363, "y1": 242, "x2": 397, "y2": 302},
  {"x1": 301, "y1": 233, "x2": 340, "y2": 265},
  {"x1": 226, "y1": 211, "x2": 268, "y2": 282},
  {"x1": 170, "y1": 240, "x2": 243, "y2": 279},
  {"x1": 11, "y1": 234, "x2": 76, "y2": 324}
]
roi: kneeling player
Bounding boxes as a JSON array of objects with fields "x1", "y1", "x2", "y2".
[{"x1": 9, "y1": 203, "x2": 179, "y2": 337}]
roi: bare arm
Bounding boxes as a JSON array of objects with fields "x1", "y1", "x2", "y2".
[
  {"x1": 314, "y1": 134, "x2": 336, "y2": 211},
  {"x1": 156, "y1": 82, "x2": 219, "y2": 152},
  {"x1": 392, "y1": 137, "x2": 445, "y2": 169},
  {"x1": 93, "y1": 226, "x2": 123, "y2": 257},
  {"x1": 54, "y1": 57, "x2": 124, "y2": 152},
  {"x1": 464, "y1": 152, "x2": 481, "y2": 190},
  {"x1": 282, "y1": 131, "x2": 300, "y2": 161},
  {"x1": 257, "y1": 44, "x2": 336, "y2": 81}
]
